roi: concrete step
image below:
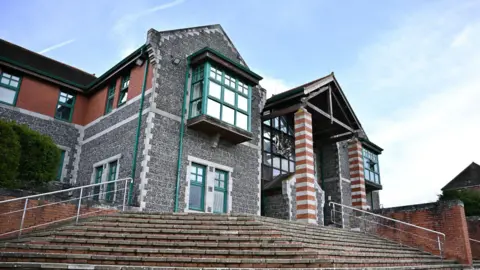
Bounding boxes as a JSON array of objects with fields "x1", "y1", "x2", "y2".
[
  {"x1": 92, "y1": 216, "x2": 263, "y2": 226},
  {"x1": 0, "y1": 262, "x2": 465, "y2": 270},
  {"x1": 0, "y1": 243, "x2": 319, "y2": 258},
  {"x1": 0, "y1": 252, "x2": 333, "y2": 268}
]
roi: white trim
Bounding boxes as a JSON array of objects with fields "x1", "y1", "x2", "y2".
[
  {"x1": 83, "y1": 89, "x2": 152, "y2": 129},
  {"x1": 151, "y1": 107, "x2": 182, "y2": 122},
  {"x1": 187, "y1": 156, "x2": 234, "y2": 172},
  {"x1": 295, "y1": 147, "x2": 314, "y2": 154},
  {"x1": 348, "y1": 150, "x2": 362, "y2": 156},
  {"x1": 341, "y1": 177, "x2": 351, "y2": 183},
  {"x1": 295, "y1": 164, "x2": 315, "y2": 170},
  {"x1": 296, "y1": 199, "x2": 315, "y2": 205},
  {"x1": 348, "y1": 157, "x2": 362, "y2": 162},
  {"x1": 240, "y1": 141, "x2": 260, "y2": 150},
  {"x1": 296, "y1": 190, "x2": 316, "y2": 197},
  {"x1": 296, "y1": 172, "x2": 316, "y2": 179},
  {"x1": 139, "y1": 111, "x2": 155, "y2": 210},
  {"x1": 294, "y1": 122, "x2": 312, "y2": 130},
  {"x1": 351, "y1": 191, "x2": 365, "y2": 196},
  {"x1": 294, "y1": 130, "x2": 312, "y2": 137},
  {"x1": 71, "y1": 127, "x2": 84, "y2": 184},
  {"x1": 296, "y1": 155, "x2": 314, "y2": 162},
  {"x1": 82, "y1": 109, "x2": 149, "y2": 144},
  {"x1": 294, "y1": 113, "x2": 311, "y2": 121},
  {"x1": 351, "y1": 184, "x2": 364, "y2": 189},
  {"x1": 295, "y1": 138, "x2": 313, "y2": 146},
  {"x1": 296, "y1": 181, "x2": 316, "y2": 188},
  {"x1": 349, "y1": 164, "x2": 364, "y2": 169},
  {"x1": 296, "y1": 209, "x2": 316, "y2": 215},
  {"x1": 92, "y1": 154, "x2": 122, "y2": 168},
  {"x1": 351, "y1": 176, "x2": 362, "y2": 181},
  {"x1": 352, "y1": 198, "x2": 367, "y2": 203}
]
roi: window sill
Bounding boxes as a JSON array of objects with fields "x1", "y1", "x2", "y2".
[{"x1": 187, "y1": 114, "x2": 253, "y2": 144}]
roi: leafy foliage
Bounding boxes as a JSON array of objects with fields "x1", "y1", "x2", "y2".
[
  {"x1": 0, "y1": 120, "x2": 61, "y2": 189},
  {"x1": 0, "y1": 121, "x2": 21, "y2": 188},
  {"x1": 439, "y1": 189, "x2": 480, "y2": 216}
]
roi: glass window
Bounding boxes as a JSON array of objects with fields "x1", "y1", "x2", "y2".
[
  {"x1": 105, "y1": 82, "x2": 116, "y2": 114},
  {"x1": 222, "y1": 105, "x2": 235, "y2": 125},
  {"x1": 117, "y1": 74, "x2": 130, "y2": 107},
  {"x1": 214, "y1": 169, "x2": 228, "y2": 213},
  {"x1": 105, "y1": 161, "x2": 117, "y2": 202},
  {"x1": 55, "y1": 91, "x2": 75, "y2": 122},
  {"x1": 363, "y1": 148, "x2": 381, "y2": 185},
  {"x1": 207, "y1": 99, "x2": 221, "y2": 119},
  {"x1": 209, "y1": 81, "x2": 222, "y2": 99},
  {"x1": 93, "y1": 166, "x2": 103, "y2": 201},
  {"x1": 0, "y1": 72, "x2": 21, "y2": 105},
  {"x1": 56, "y1": 150, "x2": 66, "y2": 181},
  {"x1": 189, "y1": 163, "x2": 206, "y2": 211},
  {"x1": 187, "y1": 63, "x2": 251, "y2": 131}
]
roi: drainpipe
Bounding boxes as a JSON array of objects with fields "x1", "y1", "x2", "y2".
[
  {"x1": 173, "y1": 59, "x2": 190, "y2": 212},
  {"x1": 128, "y1": 50, "x2": 149, "y2": 205}
]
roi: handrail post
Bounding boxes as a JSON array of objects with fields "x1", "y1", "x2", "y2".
[
  {"x1": 75, "y1": 187, "x2": 83, "y2": 224},
  {"x1": 341, "y1": 204, "x2": 344, "y2": 229},
  {"x1": 18, "y1": 198, "x2": 28, "y2": 239},
  {"x1": 122, "y1": 179, "x2": 130, "y2": 212},
  {"x1": 438, "y1": 235, "x2": 443, "y2": 260}
]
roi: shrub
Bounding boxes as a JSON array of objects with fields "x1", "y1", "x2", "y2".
[
  {"x1": 10, "y1": 123, "x2": 61, "y2": 188},
  {"x1": 0, "y1": 121, "x2": 21, "y2": 188},
  {"x1": 439, "y1": 189, "x2": 480, "y2": 216}
]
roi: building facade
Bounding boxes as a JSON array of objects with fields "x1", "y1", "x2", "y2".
[{"x1": 0, "y1": 24, "x2": 383, "y2": 224}]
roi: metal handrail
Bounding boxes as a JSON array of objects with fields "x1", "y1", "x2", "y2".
[
  {"x1": 329, "y1": 201, "x2": 445, "y2": 259},
  {"x1": 0, "y1": 178, "x2": 132, "y2": 239},
  {"x1": 470, "y1": 238, "x2": 480, "y2": 244}
]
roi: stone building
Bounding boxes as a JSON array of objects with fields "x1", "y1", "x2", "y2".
[{"x1": 0, "y1": 24, "x2": 383, "y2": 224}]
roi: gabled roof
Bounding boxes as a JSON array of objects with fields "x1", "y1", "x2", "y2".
[
  {"x1": 442, "y1": 162, "x2": 480, "y2": 191},
  {"x1": 0, "y1": 39, "x2": 96, "y2": 87}
]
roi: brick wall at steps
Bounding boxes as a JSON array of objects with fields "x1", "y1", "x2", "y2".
[
  {"x1": 0, "y1": 195, "x2": 116, "y2": 239},
  {"x1": 467, "y1": 216, "x2": 480, "y2": 259},
  {"x1": 375, "y1": 200, "x2": 472, "y2": 266}
]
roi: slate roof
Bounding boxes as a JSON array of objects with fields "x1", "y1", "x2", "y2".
[
  {"x1": 0, "y1": 39, "x2": 97, "y2": 87},
  {"x1": 442, "y1": 162, "x2": 480, "y2": 191}
]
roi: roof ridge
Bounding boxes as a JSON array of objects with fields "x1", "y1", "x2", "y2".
[{"x1": 0, "y1": 38, "x2": 96, "y2": 80}]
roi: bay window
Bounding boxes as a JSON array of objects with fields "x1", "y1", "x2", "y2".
[
  {"x1": 363, "y1": 148, "x2": 380, "y2": 185},
  {"x1": 188, "y1": 63, "x2": 251, "y2": 132}
]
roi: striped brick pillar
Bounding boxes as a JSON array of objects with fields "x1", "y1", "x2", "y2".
[
  {"x1": 348, "y1": 139, "x2": 368, "y2": 210},
  {"x1": 294, "y1": 108, "x2": 317, "y2": 224}
]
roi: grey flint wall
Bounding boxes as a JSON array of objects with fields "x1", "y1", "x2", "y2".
[{"x1": 142, "y1": 26, "x2": 263, "y2": 214}]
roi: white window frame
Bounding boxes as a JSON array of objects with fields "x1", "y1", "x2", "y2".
[
  {"x1": 91, "y1": 154, "x2": 122, "y2": 201},
  {"x1": 184, "y1": 156, "x2": 233, "y2": 213}
]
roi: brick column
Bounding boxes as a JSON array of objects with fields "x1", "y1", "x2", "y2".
[
  {"x1": 348, "y1": 139, "x2": 368, "y2": 210},
  {"x1": 294, "y1": 108, "x2": 317, "y2": 224}
]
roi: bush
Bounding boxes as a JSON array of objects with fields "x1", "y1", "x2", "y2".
[
  {"x1": 439, "y1": 189, "x2": 480, "y2": 216},
  {"x1": 11, "y1": 123, "x2": 61, "y2": 188},
  {"x1": 0, "y1": 121, "x2": 21, "y2": 188},
  {"x1": 0, "y1": 120, "x2": 61, "y2": 189}
]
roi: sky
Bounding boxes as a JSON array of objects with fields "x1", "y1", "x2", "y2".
[{"x1": 1, "y1": 0, "x2": 480, "y2": 207}]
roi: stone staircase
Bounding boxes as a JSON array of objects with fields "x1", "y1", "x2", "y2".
[{"x1": 0, "y1": 212, "x2": 465, "y2": 269}]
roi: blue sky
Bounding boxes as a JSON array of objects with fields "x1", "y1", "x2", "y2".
[{"x1": 2, "y1": 0, "x2": 480, "y2": 207}]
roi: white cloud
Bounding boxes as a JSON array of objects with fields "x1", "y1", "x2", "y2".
[
  {"x1": 260, "y1": 75, "x2": 291, "y2": 98},
  {"x1": 112, "y1": 0, "x2": 185, "y2": 58},
  {"x1": 345, "y1": 2, "x2": 480, "y2": 207},
  {"x1": 38, "y1": 39, "x2": 75, "y2": 55}
]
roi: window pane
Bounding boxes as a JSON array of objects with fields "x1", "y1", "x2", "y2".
[
  {"x1": 55, "y1": 105, "x2": 72, "y2": 121},
  {"x1": 208, "y1": 81, "x2": 221, "y2": 99},
  {"x1": 273, "y1": 156, "x2": 280, "y2": 169},
  {"x1": 213, "y1": 190, "x2": 225, "y2": 213},
  {"x1": 222, "y1": 105, "x2": 235, "y2": 125},
  {"x1": 281, "y1": 158, "x2": 289, "y2": 171},
  {"x1": 9, "y1": 81, "x2": 19, "y2": 88},
  {"x1": 289, "y1": 161, "x2": 295, "y2": 172},
  {"x1": 236, "y1": 112, "x2": 248, "y2": 130},
  {"x1": 0, "y1": 77, "x2": 9, "y2": 85},
  {"x1": 191, "y1": 100, "x2": 202, "y2": 117},
  {"x1": 263, "y1": 139, "x2": 271, "y2": 152},
  {"x1": 189, "y1": 185, "x2": 203, "y2": 210},
  {"x1": 192, "y1": 82, "x2": 203, "y2": 99},
  {"x1": 207, "y1": 99, "x2": 221, "y2": 119},
  {"x1": 263, "y1": 120, "x2": 271, "y2": 126},
  {"x1": 225, "y1": 74, "x2": 235, "y2": 88},
  {"x1": 273, "y1": 169, "x2": 280, "y2": 177},
  {"x1": 210, "y1": 66, "x2": 222, "y2": 81},
  {"x1": 0, "y1": 86, "x2": 16, "y2": 104},
  {"x1": 224, "y1": 88, "x2": 235, "y2": 106},
  {"x1": 119, "y1": 91, "x2": 128, "y2": 104},
  {"x1": 238, "y1": 82, "x2": 248, "y2": 95},
  {"x1": 273, "y1": 118, "x2": 279, "y2": 129},
  {"x1": 238, "y1": 95, "x2": 248, "y2": 111}
]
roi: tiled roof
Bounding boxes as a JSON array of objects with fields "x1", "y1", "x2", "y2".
[
  {"x1": 442, "y1": 162, "x2": 480, "y2": 191},
  {"x1": 0, "y1": 39, "x2": 97, "y2": 87}
]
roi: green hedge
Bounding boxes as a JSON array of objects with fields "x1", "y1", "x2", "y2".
[
  {"x1": 0, "y1": 120, "x2": 60, "y2": 189},
  {"x1": 0, "y1": 121, "x2": 21, "y2": 188},
  {"x1": 439, "y1": 189, "x2": 480, "y2": 216}
]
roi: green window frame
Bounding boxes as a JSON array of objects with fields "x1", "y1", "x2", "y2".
[
  {"x1": 189, "y1": 163, "x2": 206, "y2": 211},
  {"x1": 363, "y1": 148, "x2": 380, "y2": 185},
  {"x1": 117, "y1": 74, "x2": 130, "y2": 107},
  {"x1": 213, "y1": 169, "x2": 228, "y2": 213},
  {"x1": 56, "y1": 150, "x2": 66, "y2": 181},
  {"x1": 105, "y1": 81, "x2": 116, "y2": 114},
  {"x1": 55, "y1": 91, "x2": 75, "y2": 122},
  {"x1": 93, "y1": 166, "x2": 103, "y2": 201},
  {"x1": 105, "y1": 161, "x2": 118, "y2": 202},
  {"x1": 188, "y1": 63, "x2": 252, "y2": 131},
  {"x1": 0, "y1": 71, "x2": 22, "y2": 106}
]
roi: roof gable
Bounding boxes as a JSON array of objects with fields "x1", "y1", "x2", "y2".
[{"x1": 442, "y1": 162, "x2": 480, "y2": 191}]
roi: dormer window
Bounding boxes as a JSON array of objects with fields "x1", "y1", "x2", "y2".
[
  {"x1": 363, "y1": 148, "x2": 380, "y2": 185},
  {"x1": 186, "y1": 47, "x2": 262, "y2": 144},
  {"x1": 189, "y1": 64, "x2": 251, "y2": 131}
]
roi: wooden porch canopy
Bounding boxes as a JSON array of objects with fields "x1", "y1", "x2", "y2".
[{"x1": 262, "y1": 72, "x2": 363, "y2": 143}]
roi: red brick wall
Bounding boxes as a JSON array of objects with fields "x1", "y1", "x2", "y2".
[
  {"x1": 0, "y1": 195, "x2": 116, "y2": 239},
  {"x1": 376, "y1": 200, "x2": 472, "y2": 265},
  {"x1": 16, "y1": 76, "x2": 60, "y2": 118},
  {"x1": 467, "y1": 217, "x2": 480, "y2": 259},
  {"x1": 83, "y1": 85, "x2": 108, "y2": 125}
]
